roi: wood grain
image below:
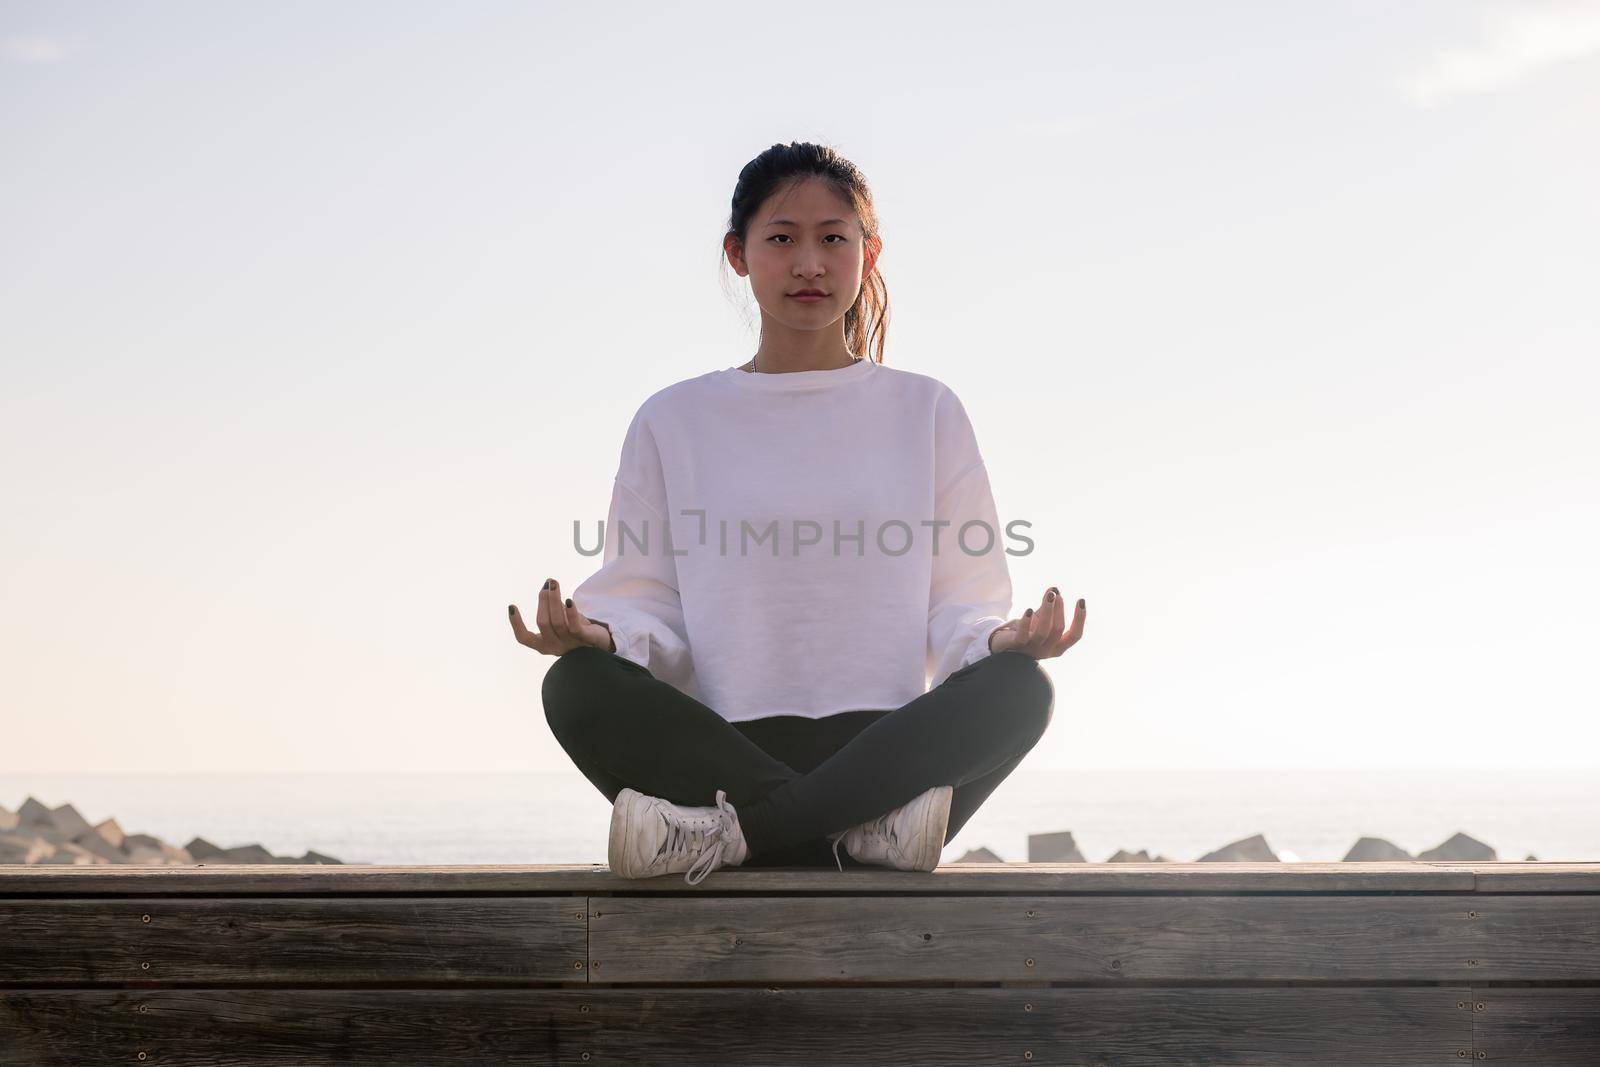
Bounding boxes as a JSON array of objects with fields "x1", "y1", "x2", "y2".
[{"x1": 1, "y1": 862, "x2": 1594, "y2": 1062}]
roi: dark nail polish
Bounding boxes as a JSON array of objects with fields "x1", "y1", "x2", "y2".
[
  {"x1": 1078, "y1": 598, "x2": 1086, "y2": 610},
  {"x1": 1047, "y1": 591, "x2": 1055, "y2": 602},
  {"x1": 1050, "y1": 586, "x2": 1059, "y2": 594},
  {"x1": 564, "y1": 598, "x2": 573, "y2": 608},
  {"x1": 1025, "y1": 608, "x2": 1033, "y2": 616},
  {"x1": 544, "y1": 579, "x2": 552, "y2": 590},
  {"x1": 507, "y1": 605, "x2": 515, "y2": 617}
]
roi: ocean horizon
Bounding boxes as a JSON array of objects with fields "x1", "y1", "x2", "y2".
[{"x1": 6, "y1": 766, "x2": 1596, "y2": 866}]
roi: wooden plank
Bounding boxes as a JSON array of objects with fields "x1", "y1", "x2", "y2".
[
  {"x1": 0, "y1": 862, "x2": 1485, "y2": 895},
  {"x1": 0, "y1": 988, "x2": 597, "y2": 1067},
  {"x1": 1469, "y1": 897, "x2": 1600, "y2": 980},
  {"x1": 0, "y1": 987, "x2": 1470, "y2": 1066},
  {"x1": 1470, "y1": 863, "x2": 1600, "y2": 892},
  {"x1": 590, "y1": 894, "x2": 1483, "y2": 982},
  {"x1": 1, "y1": 895, "x2": 1586, "y2": 988},
  {"x1": 0, "y1": 898, "x2": 587, "y2": 985},
  {"x1": 1, "y1": 893, "x2": 1583, "y2": 988},
  {"x1": 1472, "y1": 988, "x2": 1600, "y2": 1065}
]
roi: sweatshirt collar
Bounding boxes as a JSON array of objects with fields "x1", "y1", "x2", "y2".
[{"x1": 716, "y1": 356, "x2": 877, "y2": 392}]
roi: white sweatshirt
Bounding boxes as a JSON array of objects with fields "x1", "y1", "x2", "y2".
[{"x1": 570, "y1": 356, "x2": 1013, "y2": 723}]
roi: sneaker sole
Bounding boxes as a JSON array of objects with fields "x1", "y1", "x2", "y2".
[
  {"x1": 905, "y1": 785, "x2": 954, "y2": 872},
  {"x1": 608, "y1": 787, "x2": 650, "y2": 879}
]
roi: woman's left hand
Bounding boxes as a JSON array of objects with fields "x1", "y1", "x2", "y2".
[{"x1": 987, "y1": 587, "x2": 1086, "y2": 660}]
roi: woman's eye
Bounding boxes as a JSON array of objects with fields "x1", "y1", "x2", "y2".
[{"x1": 770, "y1": 234, "x2": 847, "y2": 244}]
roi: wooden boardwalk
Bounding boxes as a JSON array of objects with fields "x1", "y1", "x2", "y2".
[{"x1": 2, "y1": 862, "x2": 1597, "y2": 1064}]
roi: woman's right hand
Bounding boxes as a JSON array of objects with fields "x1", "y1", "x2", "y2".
[{"x1": 508, "y1": 577, "x2": 615, "y2": 656}]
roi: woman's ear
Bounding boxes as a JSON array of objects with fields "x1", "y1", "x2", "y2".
[{"x1": 723, "y1": 232, "x2": 748, "y2": 276}]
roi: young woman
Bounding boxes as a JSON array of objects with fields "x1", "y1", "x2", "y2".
[{"x1": 509, "y1": 142, "x2": 1086, "y2": 885}]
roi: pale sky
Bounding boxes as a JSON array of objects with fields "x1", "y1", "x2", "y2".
[{"x1": 3, "y1": 1, "x2": 1597, "y2": 774}]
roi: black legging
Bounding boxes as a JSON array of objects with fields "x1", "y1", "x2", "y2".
[{"x1": 540, "y1": 644, "x2": 1055, "y2": 867}]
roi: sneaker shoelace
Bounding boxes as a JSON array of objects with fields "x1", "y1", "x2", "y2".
[{"x1": 670, "y1": 788, "x2": 736, "y2": 887}]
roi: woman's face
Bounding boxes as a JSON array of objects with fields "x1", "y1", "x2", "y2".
[{"x1": 727, "y1": 178, "x2": 880, "y2": 337}]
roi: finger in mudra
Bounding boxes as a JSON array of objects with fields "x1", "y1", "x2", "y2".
[
  {"x1": 507, "y1": 577, "x2": 614, "y2": 657},
  {"x1": 987, "y1": 587, "x2": 1086, "y2": 660}
]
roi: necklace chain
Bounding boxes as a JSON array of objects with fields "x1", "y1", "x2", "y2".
[{"x1": 744, "y1": 353, "x2": 863, "y2": 373}]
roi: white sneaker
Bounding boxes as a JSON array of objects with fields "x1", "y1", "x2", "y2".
[
  {"x1": 827, "y1": 785, "x2": 954, "y2": 872},
  {"x1": 608, "y1": 787, "x2": 750, "y2": 885}
]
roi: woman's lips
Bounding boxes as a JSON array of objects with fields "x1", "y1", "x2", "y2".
[{"x1": 788, "y1": 293, "x2": 826, "y2": 303}]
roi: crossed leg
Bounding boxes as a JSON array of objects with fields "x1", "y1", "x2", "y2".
[
  {"x1": 540, "y1": 645, "x2": 1055, "y2": 864},
  {"x1": 728, "y1": 651, "x2": 1054, "y2": 855}
]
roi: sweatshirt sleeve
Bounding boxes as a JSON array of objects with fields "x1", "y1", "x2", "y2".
[
  {"x1": 570, "y1": 407, "x2": 696, "y2": 691},
  {"x1": 925, "y1": 386, "x2": 1014, "y2": 691}
]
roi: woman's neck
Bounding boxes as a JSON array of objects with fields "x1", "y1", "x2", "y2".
[{"x1": 743, "y1": 348, "x2": 860, "y2": 374}]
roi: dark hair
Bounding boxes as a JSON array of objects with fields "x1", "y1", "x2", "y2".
[{"x1": 724, "y1": 141, "x2": 890, "y2": 364}]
